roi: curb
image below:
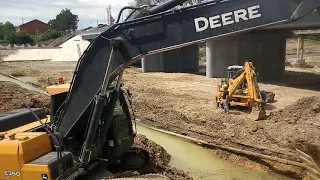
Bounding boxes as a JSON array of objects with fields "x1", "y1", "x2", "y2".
[{"x1": 0, "y1": 72, "x2": 48, "y2": 95}]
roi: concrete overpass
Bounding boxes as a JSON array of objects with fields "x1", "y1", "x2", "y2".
[{"x1": 78, "y1": 9, "x2": 320, "y2": 79}]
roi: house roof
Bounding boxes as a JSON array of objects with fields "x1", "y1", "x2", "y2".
[{"x1": 17, "y1": 19, "x2": 51, "y2": 28}]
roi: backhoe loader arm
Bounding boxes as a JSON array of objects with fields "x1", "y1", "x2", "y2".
[
  {"x1": 54, "y1": 0, "x2": 320, "y2": 161},
  {"x1": 244, "y1": 62, "x2": 262, "y2": 102},
  {"x1": 227, "y1": 72, "x2": 246, "y2": 101}
]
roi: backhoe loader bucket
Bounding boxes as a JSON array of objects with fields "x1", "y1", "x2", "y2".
[{"x1": 248, "y1": 103, "x2": 266, "y2": 121}]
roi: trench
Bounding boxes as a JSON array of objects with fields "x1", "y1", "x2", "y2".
[{"x1": 136, "y1": 124, "x2": 292, "y2": 180}]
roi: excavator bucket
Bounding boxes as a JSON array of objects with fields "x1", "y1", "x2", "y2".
[{"x1": 248, "y1": 103, "x2": 266, "y2": 121}]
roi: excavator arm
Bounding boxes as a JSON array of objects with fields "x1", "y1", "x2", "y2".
[{"x1": 54, "y1": 0, "x2": 320, "y2": 166}]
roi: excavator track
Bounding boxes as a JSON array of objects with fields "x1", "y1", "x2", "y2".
[
  {"x1": 120, "y1": 144, "x2": 151, "y2": 170},
  {"x1": 108, "y1": 144, "x2": 171, "y2": 180}
]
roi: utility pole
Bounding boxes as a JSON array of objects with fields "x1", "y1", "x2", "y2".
[
  {"x1": 22, "y1": 18, "x2": 24, "y2": 24},
  {"x1": 106, "y1": 5, "x2": 112, "y2": 25}
]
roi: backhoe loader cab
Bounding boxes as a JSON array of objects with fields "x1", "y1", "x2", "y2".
[{"x1": 226, "y1": 65, "x2": 244, "y2": 79}]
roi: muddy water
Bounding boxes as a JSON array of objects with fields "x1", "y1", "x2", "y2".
[{"x1": 136, "y1": 124, "x2": 292, "y2": 180}]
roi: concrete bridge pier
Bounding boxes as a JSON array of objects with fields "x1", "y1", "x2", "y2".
[
  {"x1": 206, "y1": 31, "x2": 292, "y2": 80},
  {"x1": 141, "y1": 44, "x2": 199, "y2": 73},
  {"x1": 292, "y1": 36, "x2": 307, "y2": 68}
]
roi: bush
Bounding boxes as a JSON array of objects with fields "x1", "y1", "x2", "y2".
[
  {"x1": 11, "y1": 71, "x2": 26, "y2": 77},
  {"x1": 35, "y1": 29, "x2": 61, "y2": 42},
  {"x1": 46, "y1": 29, "x2": 61, "y2": 39},
  {"x1": 15, "y1": 31, "x2": 34, "y2": 44}
]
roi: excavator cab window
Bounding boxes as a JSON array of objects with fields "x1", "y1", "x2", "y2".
[
  {"x1": 113, "y1": 98, "x2": 131, "y2": 146},
  {"x1": 103, "y1": 88, "x2": 135, "y2": 158}
]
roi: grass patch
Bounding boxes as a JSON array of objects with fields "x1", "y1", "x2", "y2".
[{"x1": 11, "y1": 71, "x2": 26, "y2": 77}]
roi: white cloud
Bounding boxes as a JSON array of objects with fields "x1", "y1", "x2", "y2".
[{"x1": 0, "y1": 0, "x2": 134, "y2": 28}]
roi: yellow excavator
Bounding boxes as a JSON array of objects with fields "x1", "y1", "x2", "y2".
[
  {"x1": 0, "y1": 0, "x2": 319, "y2": 179},
  {"x1": 215, "y1": 62, "x2": 275, "y2": 120}
]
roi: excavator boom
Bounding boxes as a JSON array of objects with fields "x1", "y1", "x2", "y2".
[{"x1": 57, "y1": 0, "x2": 320, "y2": 139}]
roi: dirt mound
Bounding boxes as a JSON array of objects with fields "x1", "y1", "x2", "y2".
[
  {"x1": 0, "y1": 81, "x2": 50, "y2": 113},
  {"x1": 269, "y1": 96, "x2": 320, "y2": 122},
  {"x1": 111, "y1": 135, "x2": 192, "y2": 180},
  {"x1": 267, "y1": 96, "x2": 320, "y2": 156}
]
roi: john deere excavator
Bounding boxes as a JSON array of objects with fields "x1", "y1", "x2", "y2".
[
  {"x1": 215, "y1": 62, "x2": 275, "y2": 120},
  {"x1": 0, "y1": 0, "x2": 320, "y2": 179}
]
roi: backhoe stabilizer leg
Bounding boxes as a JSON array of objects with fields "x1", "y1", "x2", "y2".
[{"x1": 79, "y1": 39, "x2": 120, "y2": 166}]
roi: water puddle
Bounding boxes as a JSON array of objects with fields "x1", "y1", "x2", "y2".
[{"x1": 136, "y1": 124, "x2": 292, "y2": 180}]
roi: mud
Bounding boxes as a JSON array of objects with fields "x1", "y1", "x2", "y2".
[{"x1": 111, "y1": 135, "x2": 192, "y2": 180}]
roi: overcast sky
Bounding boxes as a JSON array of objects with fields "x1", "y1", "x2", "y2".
[{"x1": 0, "y1": 0, "x2": 133, "y2": 29}]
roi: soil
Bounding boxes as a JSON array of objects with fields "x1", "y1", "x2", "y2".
[
  {"x1": 286, "y1": 39, "x2": 320, "y2": 55},
  {"x1": 0, "y1": 80, "x2": 190, "y2": 180},
  {"x1": 121, "y1": 68, "x2": 320, "y2": 162},
  {"x1": 111, "y1": 135, "x2": 192, "y2": 180},
  {"x1": 0, "y1": 81, "x2": 50, "y2": 113},
  {"x1": 120, "y1": 67, "x2": 320, "y2": 179},
  {"x1": 0, "y1": 61, "x2": 75, "y2": 88},
  {"x1": 1, "y1": 60, "x2": 320, "y2": 179}
]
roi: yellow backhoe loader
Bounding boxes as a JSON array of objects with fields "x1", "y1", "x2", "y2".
[{"x1": 215, "y1": 62, "x2": 275, "y2": 120}]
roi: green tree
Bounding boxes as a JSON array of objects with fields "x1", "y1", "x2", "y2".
[
  {"x1": 48, "y1": 19, "x2": 56, "y2": 29},
  {"x1": 3, "y1": 21, "x2": 16, "y2": 43},
  {"x1": 3, "y1": 21, "x2": 15, "y2": 36},
  {"x1": 134, "y1": 0, "x2": 165, "y2": 6},
  {"x1": 49, "y1": 8, "x2": 79, "y2": 32},
  {"x1": 4, "y1": 31, "x2": 16, "y2": 44},
  {"x1": 0, "y1": 23, "x2": 4, "y2": 40},
  {"x1": 133, "y1": 0, "x2": 203, "y2": 7}
]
